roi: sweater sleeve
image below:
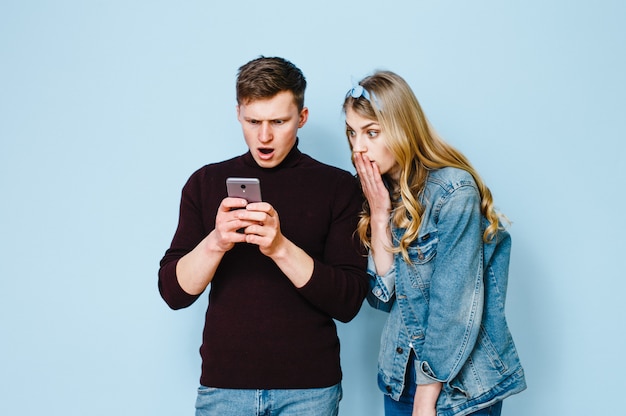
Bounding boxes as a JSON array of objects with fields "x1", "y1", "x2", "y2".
[
  {"x1": 296, "y1": 174, "x2": 369, "y2": 322},
  {"x1": 158, "y1": 170, "x2": 205, "y2": 310}
]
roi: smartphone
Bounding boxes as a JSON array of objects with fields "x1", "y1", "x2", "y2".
[{"x1": 226, "y1": 177, "x2": 262, "y2": 203}]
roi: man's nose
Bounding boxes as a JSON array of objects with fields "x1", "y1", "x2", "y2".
[{"x1": 259, "y1": 122, "x2": 272, "y2": 142}]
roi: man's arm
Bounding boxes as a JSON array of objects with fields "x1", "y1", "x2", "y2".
[
  {"x1": 176, "y1": 197, "x2": 254, "y2": 295},
  {"x1": 236, "y1": 174, "x2": 369, "y2": 322},
  {"x1": 237, "y1": 201, "x2": 314, "y2": 288},
  {"x1": 158, "y1": 172, "x2": 259, "y2": 309}
]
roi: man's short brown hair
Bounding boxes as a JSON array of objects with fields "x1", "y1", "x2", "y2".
[{"x1": 236, "y1": 56, "x2": 307, "y2": 111}]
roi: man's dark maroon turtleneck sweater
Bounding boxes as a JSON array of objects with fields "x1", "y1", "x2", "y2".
[{"x1": 159, "y1": 144, "x2": 368, "y2": 389}]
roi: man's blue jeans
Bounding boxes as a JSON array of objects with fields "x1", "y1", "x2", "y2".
[{"x1": 195, "y1": 383, "x2": 342, "y2": 416}]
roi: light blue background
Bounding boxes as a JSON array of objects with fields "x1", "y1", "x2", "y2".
[{"x1": 1, "y1": 1, "x2": 624, "y2": 415}]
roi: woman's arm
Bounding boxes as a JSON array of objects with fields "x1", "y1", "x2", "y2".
[
  {"x1": 353, "y1": 152, "x2": 393, "y2": 274},
  {"x1": 413, "y1": 382, "x2": 443, "y2": 416}
]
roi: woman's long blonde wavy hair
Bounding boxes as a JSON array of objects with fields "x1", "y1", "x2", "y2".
[{"x1": 343, "y1": 71, "x2": 503, "y2": 263}]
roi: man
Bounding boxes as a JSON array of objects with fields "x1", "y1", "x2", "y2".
[{"x1": 158, "y1": 56, "x2": 368, "y2": 415}]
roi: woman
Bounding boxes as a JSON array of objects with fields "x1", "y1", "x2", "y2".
[{"x1": 343, "y1": 71, "x2": 526, "y2": 416}]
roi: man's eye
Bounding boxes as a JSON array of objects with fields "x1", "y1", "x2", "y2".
[{"x1": 273, "y1": 120, "x2": 284, "y2": 125}]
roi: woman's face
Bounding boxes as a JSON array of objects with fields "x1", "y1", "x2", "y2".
[{"x1": 345, "y1": 107, "x2": 399, "y2": 179}]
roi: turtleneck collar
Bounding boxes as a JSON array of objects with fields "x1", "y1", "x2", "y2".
[{"x1": 242, "y1": 138, "x2": 303, "y2": 171}]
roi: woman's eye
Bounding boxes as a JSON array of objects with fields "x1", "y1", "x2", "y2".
[{"x1": 367, "y1": 130, "x2": 379, "y2": 138}]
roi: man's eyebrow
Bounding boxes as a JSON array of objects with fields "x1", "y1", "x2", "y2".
[{"x1": 245, "y1": 115, "x2": 292, "y2": 120}]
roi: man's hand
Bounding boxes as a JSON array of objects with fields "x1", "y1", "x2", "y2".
[
  {"x1": 235, "y1": 201, "x2": 284, "y2": 257},
  {"x1": 211, "y1": 197, "x2": 259, "y2": 252},
  {"x1": 175, "y1": 196, "x2": 260, "y2": 296},
  {"x1": 234, "y1": 200, "x2": 314, "y2": 288}
]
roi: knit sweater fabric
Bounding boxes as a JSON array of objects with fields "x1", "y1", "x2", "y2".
[{"x1": 158, "y1": 144, "x2": 368, "y2": 389}]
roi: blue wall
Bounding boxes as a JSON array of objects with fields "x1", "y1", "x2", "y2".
[{"x1": 1, "y1": 1, "x2": 624, "y2": 415}]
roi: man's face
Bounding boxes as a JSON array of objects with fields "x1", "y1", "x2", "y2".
[{"x1": 237, "y1": 91, "x2": 308, "y2": 168}]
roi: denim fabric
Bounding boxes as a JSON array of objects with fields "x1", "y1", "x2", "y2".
[
  {"x1": 383, "y1": 354, "x2": 503, "y2": 416},
  {"x1": 195, "y1": 383, "x2": 342, "y2": 416},
  {"x1": 384, "y1": 396, "x2": 502, "y2": 416},
  {"x1": 367, "y1": 167, "x2": 526, "y2": 416}
]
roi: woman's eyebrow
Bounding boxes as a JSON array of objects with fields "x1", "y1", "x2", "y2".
[{"x1": 345, "y1": 121, "x2": 378, "y2": 129}]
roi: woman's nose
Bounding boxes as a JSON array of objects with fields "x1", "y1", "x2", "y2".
[{"x1": 352, "y1": 135, "x2": 366, "y2": 153}]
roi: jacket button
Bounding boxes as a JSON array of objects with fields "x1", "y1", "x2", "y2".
[
  {"x1": 386, "y1": 385, "x2": 392, "y2": 393},
  {"x1": 396, "y1": 347, "x2": 403, "y2": 354}
]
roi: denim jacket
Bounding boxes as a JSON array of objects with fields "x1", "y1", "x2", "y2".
[{"x1": 367, "y1": 167, "x2": 526, "y2": 416}]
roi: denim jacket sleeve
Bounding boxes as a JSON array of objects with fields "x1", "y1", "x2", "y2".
[
  {"x1": 366, "y1": 254, "x2": 396, "y2": 313},
  {"x1": 415, "y1": 183, "x2": 485, "y2": 385}
]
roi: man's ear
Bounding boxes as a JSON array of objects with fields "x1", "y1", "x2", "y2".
[{"x1": 298, "y1": 107, "x2": 309, "y2": 128}]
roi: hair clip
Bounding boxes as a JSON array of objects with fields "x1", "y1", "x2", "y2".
[
  {"x1": 348, "y1": 84, "x2": 371, "y2": 101},
  {"x1": 346, "y1": 77, "x2": 382, "y2": 110}
]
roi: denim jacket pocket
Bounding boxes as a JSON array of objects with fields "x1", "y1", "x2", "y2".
[{"x1": 404, "y1": 229, "x2": 438, "y2": 291}]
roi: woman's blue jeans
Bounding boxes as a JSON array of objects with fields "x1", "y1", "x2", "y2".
[
  {"x1": 383, "y1": 357, "x2": 502, "y2": 416},
  {"x1": 195, "y1": 383, "x2": 342, "y2": 416}
]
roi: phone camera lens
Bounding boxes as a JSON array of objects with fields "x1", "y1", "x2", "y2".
[{"x1": 240, "y1": 184, "x2": 246, "y2": 190}]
